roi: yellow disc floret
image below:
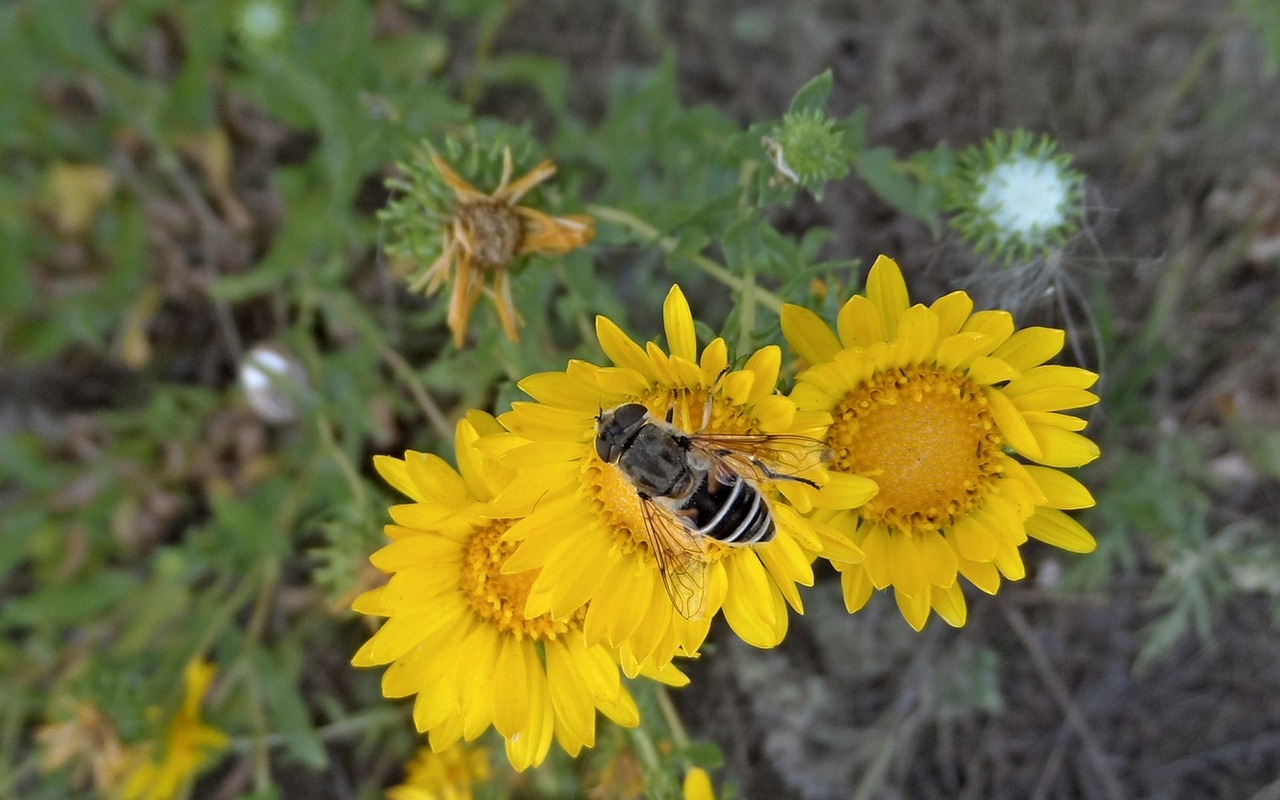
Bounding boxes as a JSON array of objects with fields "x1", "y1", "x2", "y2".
[
  {"x1": 830, "y1": 366, "x2": 1003, "y2": 533},
  {"x1": 462, "y1": 520, "x2": 581, "y2": 640}
]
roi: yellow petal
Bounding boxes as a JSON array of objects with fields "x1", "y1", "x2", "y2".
[
  {"x1": 934, "y1": 332, "x2": 993, "y2": 371},
  {"x1": 1030, "y1": 426, "x2": 1101, "y2": 468},
  {"x1": 960, "y1": 310, "x2": 1014, "y2": 348},
  {"x1": 721, "y1": 555, "x2": 781, "y2": 647},
  {"x1": 896, "y1": 305, "x2": 940, "y2": 365},
  {"x1": 888, "y1": 532, "x2": 926, "y2": 597},
  {"x1": 993, "y1": 539, "x2": 1026, "y2": 581},
  {"x1": 967, "y1": 356, "x2": 1021, "y2": 386},
  {"x1": 921, "y1": 530, "x2": 958, "y2": 588},
  {"x1": 840, "y1": 566, "x2": 874, "y2": 613},
  {"x1": 773, "y1": 503, "x2": 821, "y2": 552},
  {"x1": 983, "y1": 386, "x2": 1042, "y2": 460},
  {"x1": 1024, "y1": 465, "x2": 1095, "y2": 509},
  {"x1": 991, "y1": 326, "x2": 1064, "y2": 371},
  {"x1": 351, "y1": 586, "x2": 386, "y2": 616},
  {"x1": 1000, "y1": 457, "x2": 1047, "y2": 505},
  {"x1": 518, "y1": 371, "x2": 584, "y2": 404},
  {"x1": 596, "y1": 684, "x2": 641, "y2": 728},
  {"x1": 700, "y1": 337, "x2": 729, "y2": 384},
  {"x1": 367, "y1": 536, "x2": 461, "y2": 571},
  {"x1": 860, "y1": 524, "x2": 892, "y2": 589},
  {"x1": 929, "y1": 291, "x2": 974, "y2": 340},
  {"x1": 809, "y1": 472, "x2": 875, "y2": 510},
  {"x1": 781, "y1": 304, "x2": 841, "y2": 366},
  {"x1": 1010, "y1": 387, "x2": 1099, "y2": 413},
  {"x1": 1022, "y1": 411, "x2": 1090, "y2": 431},
  {"x1": 757, "y1": 535, "x2": 812, "y2": 613},
  {"x1": 454, "y1": 419, "x2": 495, "y2": 502},
  {"x1": 866, "y1": 254, "x2": 910, "y2": 338},
  {"x1": 595, "y1": 315, "x2": 657, "y2": 381},
  {"x1": 958, "y1": 558, "x2": 1001, "y2": 594},
  {"x1": 663, "y1": 285, "x2": 698, "y2": 362},
  {"x1": 1025, "y1": 508, "x2": 1097, "y2": 552},
  {"x1": 459, "y1": 627, "x2": 502, "y2": 740},
  {"x1": 404, "y1": 451, "x2": 470, "y2": 508},
  {"x1": 950, "y1": 515, "x2": 997, "y2": 562},
  {"x1": 593, "y1": 365, "x2": 652, "y2": 397},
  {"x1": 1002, "y1": 365, "x2": 1098, "y2": 397},
  {"x1": 931, "y1": 581, "x2": 968, "y2": 627},
  {"x1": 894, "y1": 585, "x2": 931, "y2": 631},
  {"x1": 836, "y1": 294, "x2": 883, "y2": 348},
  {"x1": 372, "y1": 455, "x2": 421, "y2": 502},
  {"x1": 743, "y1": 345, "x2": 782, "y2": 404},
  {"x1": 491, "y1": 637, "x2": 534, "y2": 738},
  {"x1": 684, "y1": 767, "x2": 716, "y2": 800},
  {"x1": 381, "y1": 645, "x2": 435, "y2": 699}
]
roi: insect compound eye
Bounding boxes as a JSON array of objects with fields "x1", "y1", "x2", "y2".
[
  {"x1": 613, "y1": 403, "x2": 649, "y2": 428},
  {"x1": 594, "y1": 403, "x2": 649, "y2": 464},
  {"x1": 594, "y1": 428, "x2": 617, "y2": 463}
]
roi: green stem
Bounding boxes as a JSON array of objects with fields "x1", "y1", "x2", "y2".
[
  {"x1": 588, "y1": 204, "x2": 785, "y2": 314},
  {"x1": 317, "y1": 415, "x2": 368, "y2": 508},
  {"x1": 656, "y1": 686, "x2": 691, "y2": 750}
]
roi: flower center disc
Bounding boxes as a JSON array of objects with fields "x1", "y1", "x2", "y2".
[
  {"x1": 458, "y1": 202, "x2": 523, "y2": 271},
  {"x1": 830, "y1": 366, "x2": 1002, "y2": 533},
  {"x1": 462, "y1": 520, "x2": 579, "y2": 640}
]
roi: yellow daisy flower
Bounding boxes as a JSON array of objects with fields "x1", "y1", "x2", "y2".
[
  {"x1": 414, "y1": 146, "x2": 594, "y2": 347},
  {"x1": 490, "y1": 286, "x2": 874, "y2": 669},
  {"x1": 119, "y1": 660, "x2": 228, "y2": 800},
  {"x1": 386, "y1": 742, "x2": 490, "y2": 800},
  {"x1": 781, "y1": 254, "x2": 1101, "y2": 631},
  {"x1": 353, "y1": 412, "x2": 679, "y2": 771}
]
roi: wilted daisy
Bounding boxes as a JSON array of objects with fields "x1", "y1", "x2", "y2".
[
  {"x1": 491, "y1": 286, "x2": 873, "y2": 669},
  {"x1": 119, "y1": 660, "x2": 228, "y2": 800},
  {"x1": 380, "y1": 141, "x2": 594, "y2": 347},
  {"x1": 353, "y1": 412, "x2": 679, "y2": 770},
  {"x1": 387, "y1": 742, "x2": 490, "y2": 800},
  {"x1": 36, "y1": 702, "x2": 128, "y2": 793},
  {"x1": 947, "y1": 130, "x2": 1085, "y2": 265},
  {"x1": 782, "y1": 255, "x2": 1100, "y2": 630}
]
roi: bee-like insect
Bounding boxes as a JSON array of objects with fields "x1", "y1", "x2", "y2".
[{"x1": 594, "y1": 402, "x2": 829, "y2": 620}]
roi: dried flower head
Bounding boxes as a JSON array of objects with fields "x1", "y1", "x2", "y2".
[{"x1": 380, "y1": 139, "x2": 594, "y2": 347}]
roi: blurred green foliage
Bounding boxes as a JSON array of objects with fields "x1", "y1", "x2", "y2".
[{"x1": 3, "y1": 0, "x2": 1275, "y2": 798}]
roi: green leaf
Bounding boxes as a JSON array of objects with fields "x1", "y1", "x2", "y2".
[
  {"x1": 255, "y1": 646, "x2": 329, "y2": 769},
  {"x1": 786, "y1": 70, "x2": 833, "y2": 116},
  {"x1": 854, "y1": 146, "x2": 943, "y2": 235},
  {"x1": 482, "y1": 53, "x2": 569, "y2": 118},
  {"x1": 678, "y1": 740, "x2": 725, "y2": 769},
  {"x1": 0, "y1": 569, "x2": 137, "y2": 630}
]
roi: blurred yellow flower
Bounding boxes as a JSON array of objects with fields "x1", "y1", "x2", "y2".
[
  {"x1": 353, "y1": 412, "x2": 680, "y2": 770},
  {"x1": 683, "y1": 766, "x2": 717, "y2": 800},
  {"x1": 491, "y1": 286, "x2": 872, "y2": 669},
  {"x1": 783, "y1": 254, "x2": 1100, "y2": 630},
  {"x1": 119, "y1": 660, "x2": 228, "y2": 800},
  {"x1": 386, "y1": 742, "x2": 490, "y2": 800},
  {"x1": 413, "y1": 147, "x2": 594, "y2": 347}
]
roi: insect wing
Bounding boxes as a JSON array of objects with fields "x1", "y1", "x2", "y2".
[
  {"x1": 686, "y1": 432, "x2": 830, "y2": 485},
  {"x1": 639, "y1": 498, "x2": 710, "y2": 621}
]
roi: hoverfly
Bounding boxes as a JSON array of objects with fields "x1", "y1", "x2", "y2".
[{"x1": 594, "y1": 401, "x2": 829, "y2": 620}]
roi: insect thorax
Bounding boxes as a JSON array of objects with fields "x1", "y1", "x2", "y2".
[{"x1": 617, "y1": 425, "x2": 697, "y2": 498}]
